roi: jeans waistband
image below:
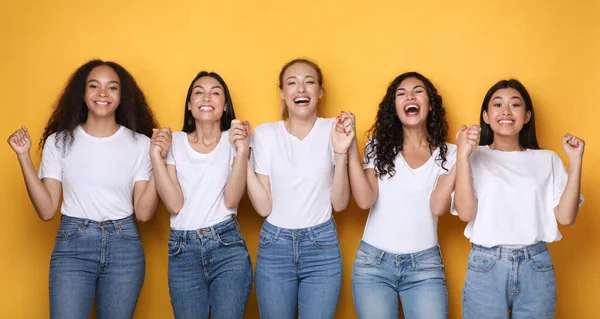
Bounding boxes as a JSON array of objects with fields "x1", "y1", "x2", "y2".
[
  {"x1": 471, "y1": 241, "x2": 548, "y2": 260},
  {"x1": 358, "y1": 240, "x2": 441, "y2": 263},
  {"x1": 260, "y1": 217, "x2": 337, "y2": 240},
  {"x1": 170, "y1": 217, "x2": 239, "y2": 240},
  {"x1": 60, "y1": 214, "x2": 136, "y2": 230}
]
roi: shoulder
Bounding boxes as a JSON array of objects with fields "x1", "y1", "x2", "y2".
[{"x1": 254, "y1": 121, "x2": 280, "y2": 137}]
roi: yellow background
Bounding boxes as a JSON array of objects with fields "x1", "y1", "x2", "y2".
[{"x1": 1, "y1": 1, "x2": 598, "y2": 318}]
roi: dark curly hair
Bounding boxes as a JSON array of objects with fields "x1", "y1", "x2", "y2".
[
  {"x1": 182, "y1": 71, "x2": 236, "y2": 132},
  {"x1": 39, "y1": 59, "x2": 158, "y2": 153},
  {"x1": 479, "y1": 79, "x2": 539, "y2": 149},
  {"x1": 365, "y1": 72, "x2": 449, "y2": 178}
]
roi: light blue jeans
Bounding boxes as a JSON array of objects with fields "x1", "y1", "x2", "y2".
[
  {"x1": 255, "y1": 218, "x2": 342, "y2": 319},
  {"x1": 49, "y1": 215, "x2": 145, "y2": 319},
  {"x1": 462, "y1": 241, "x2": 556, "y2": 319},
  {"x1": 168, "y1": 218, "x2": 253, "y2": 319},
  {"x1": 352, "y1": 240, "x2": 448, "y2": 319}
]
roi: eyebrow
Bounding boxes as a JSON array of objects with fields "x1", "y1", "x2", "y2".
[
  {"x1": 492, "y1": 96, "x2": 523, "y2": 101},
  {"x1": 396, "y1": 85, "x2": 425, "y2": 92},
  {"x1": 87, "y1": 79, "x2": 120, "y2": 85},
  {"x1": 193, "y1": 85, "x2": 223, "y2": 90},
  {"x1": 286, "y1": 75, "x2": 316, "y2": 81}
]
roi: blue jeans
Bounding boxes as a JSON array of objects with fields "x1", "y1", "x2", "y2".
[
  {"x1": 49, "y1": 215, "x2": 145, "y2": 319},
  {"x1": 168, "y1": 218, "x2": 253, "y2": 319},
  {"x1": 255, "y1": 218, "x2": 342, "y2": 319},
  {"x1": 462, "y1": 242, "x2": 556, "y2": 319},
  {"x1": 352, "y1": 241, "x2": 448, "y2": 319}
]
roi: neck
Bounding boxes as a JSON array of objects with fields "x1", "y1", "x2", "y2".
[
  {"x1": 490, "y1": 134, "x2": 524, "y2": 151},
  {"x1": 285, "y1": 114, "x2": 318, "y2": 140},
  {"x1": 402, "y1": 124, "x2": 429, "y2": 149},
  {"x1": 192, "y1": 120, "x2": 221, "y2": 145},
  {"x1": 81, "y1": 115, "x2": 120, "y2": 137}
]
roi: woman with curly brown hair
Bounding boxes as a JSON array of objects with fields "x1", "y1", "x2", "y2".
[
  {"x1": 347, "y1": 72, "x2": 456, "y2": 319},
  {"x1": 7, "y1": 59, "x2": 159, "y2": 319}
]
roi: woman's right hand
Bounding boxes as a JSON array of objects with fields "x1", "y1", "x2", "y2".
[
  {"x1": 7, "y1": 126, "x2": 32, "y2": 157},
  {"x1": 456, "y1": 125, "x2": 480, "y2": 159},
  {"x1": 151, "y1": 128, "x2": 172, "y2": 160}
]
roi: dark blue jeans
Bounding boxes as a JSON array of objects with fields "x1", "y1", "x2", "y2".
[
  {"x1": 49, "y1": 214, "x2": 145, "y2": 319},
  {"x1": 168, "y1": 218, "x2": 253, "y2": 319}
]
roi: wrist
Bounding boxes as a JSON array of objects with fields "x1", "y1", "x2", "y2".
[{"x1": 17, "y1": 152, "x2": 31, "y2": 162}]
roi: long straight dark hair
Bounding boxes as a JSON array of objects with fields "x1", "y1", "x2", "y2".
[
  {"x1": 182, "y1": 71, "x2": 236, "y2": 132},
  {"x1": 479, "y1": 79, "x2": 539, "y2": 149}
]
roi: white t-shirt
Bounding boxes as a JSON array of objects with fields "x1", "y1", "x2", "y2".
[
  {"x1": 166, "y1": 131, "x2": 237, "y2": 230},
  {"x1": 38, "y1": 126, "x2": 152, "y2": 222},
  {"x1": 362, "y1": 143, "x2": 457, "y2": 254},
  {"x1": 251, "y1": 118, "x2": 336, "y2": 229},
  {"x1": 452, "y1": 146, "x2": 584, "y2": 247}
]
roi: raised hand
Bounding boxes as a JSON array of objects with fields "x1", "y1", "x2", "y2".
[
  {"x1": 456, "y1": 125, "x2": 481, "y2": 158},
  {"x1": 7, "y1": 126, "x2": 32, "y2": 157},
  {"x1": 562, "y1": 133, "x2": 585, "y2": 162},
  {"x1": 331, "y1": 111, "x2": 356, "y2": 154},
  {"x1": 151, "y1": 128, "x2": 172, "y2": 159},
  {"x1": 229, "y1": 119, "x2": 251, "y2": 153}
]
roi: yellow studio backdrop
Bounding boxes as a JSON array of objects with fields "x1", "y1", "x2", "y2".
[{"x1": 1, "y1": 1, "x2": 598, "y2": 318}]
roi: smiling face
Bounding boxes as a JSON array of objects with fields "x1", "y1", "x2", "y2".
[
  {"x1": 394, "y1": 77, "x2": 430, "y2": 127},
  {"x1": 187, "y1": 76, "x2": 226, "y2": 123},
  {"x1": 84, "y1": 65, "x2": 121, "y2": 118},
  {"x1": 279, "y1": 62, "x2": 323, "y2": 119},
  {"x1": 483, "y1": 87, "x2": 531, "y2": 138}
]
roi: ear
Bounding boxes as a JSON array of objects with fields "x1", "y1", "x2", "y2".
[
  {"x1": 429, "y1": 104, "x2": 432, "y2": 111},
  {"x1": 187, "y1": 101, "x2": 191, "y2": 110},
  {"x1": 279, "y1": 89, "x2": 285, "y2": 101},
  {"x1": 525, "y1": 110, "x2": 531, "y2": 124},
  {"x1": 482, "y1": 111, "x2": 490, "y2": 124},
  {"x1": 319, "y1": 88, "x2": 323, "y2": 99}
]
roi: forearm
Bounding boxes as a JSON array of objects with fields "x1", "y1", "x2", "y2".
[
  {"x1": 18, "y1": 154, "x2": 58, "y2": 221},
  {"x1": 330, "y1": 154, "x2": 350, "y2": 212},
  {"x1": 246, "y1": 160, "x2": 272, "y2": 217},
  {"x1": 555, "y1": 160, "x2": 583, "y2": 226},
  {"x1": 454, "y1": 156, "x2": 477, "y2": 222},
  {"x1": 224, "y1": 150, "x2": 248, "y2": 209}
]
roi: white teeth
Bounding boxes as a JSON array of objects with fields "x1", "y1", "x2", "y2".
[
  {"x1": 404, "y1": 105, "x2": 419, "y2": 111},
  {"x1": 294, "y1": 98, "x2": 310, "y2": 103},
  {"x1": 200, "y1": 106, "x2": 214, "y2": 111},
  {"x1": 499, "y1": 120, "x2": 513, "y2": 124},
  {"x1": 96, "y1": 101, "x2": 108, "y2": 106}
]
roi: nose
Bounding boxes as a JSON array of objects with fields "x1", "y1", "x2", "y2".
[
  {"x1": 406, "y1": 92, "x2": 415, "y2": 100},
  {"x1": 501, "y1": 105, "x2": 512, "y2": 115},
  {"x1": 203, "y1": 92, "x2": 210, "y2": 101},
  {"x1": 297, "y1": 83, "x2": 306, "y2": 93},
  {"x1": 98, "y1": 89, "x2": 108, "y2": 97}
]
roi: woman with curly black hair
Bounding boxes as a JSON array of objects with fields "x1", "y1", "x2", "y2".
[
  {"x1": 7, "y1": 59, "x2": 159, "y2": 319},
  {"x1": 346, "y1": 72, "x2": 456, "y2": 319}
]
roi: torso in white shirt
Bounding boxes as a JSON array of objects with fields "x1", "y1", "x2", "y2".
[
  {"x1": 38, "y1": 126, "x2": 152, "y2": 222},
  {"x1": 452, "y1": 146, "x2": 583, "y2": 247},
  {"x1": 362, "y1": 143, "x2": 457, "y2": 254},
  {"x1": 166, "y1": 131, "x2": 237, "y2": 230},
  {"x1": 251, "y1": 117, "x2": 336, "y2": 229}
]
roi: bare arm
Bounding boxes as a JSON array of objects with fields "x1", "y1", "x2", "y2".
[
  {"x1": 554, "y1": 134, "x2": 585, "y2": 226},
  {"x1": 132, "y1": 176, "x2": 160, "y2": 222},
  {"x1": 247, "y1": 163, "x2": 272, "y2": 217},
  {"x1": 454, "y1": 125, "x2": 480, "y2": 222},
  {"x1": 330, "y1": 153, "x2": 351, "y2": 212},
  {"x1": 8, "y1": 127, "x2": 62, "y2": 221},
  {"x1": 430, "y1": 166, "x2": 457, "y2": 216},
  {"x1": 224, "y1": 120, "x2": 251, "y2": 209},
  {"x1": 348, "y1": 140, "x2": 378, "y2": 210}
]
